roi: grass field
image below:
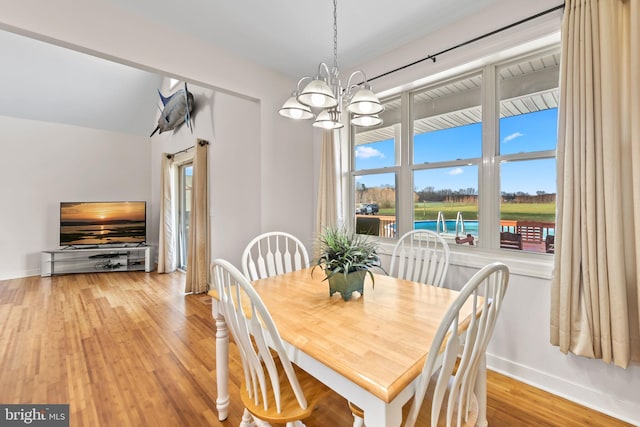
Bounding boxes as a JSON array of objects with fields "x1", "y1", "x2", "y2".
[{"x1": 379, "y1": 202, "x2": 556, "y2": 222}]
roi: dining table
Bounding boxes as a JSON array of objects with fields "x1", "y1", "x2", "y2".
[{"x1": 208, "y1": 267, "x2": 487, "y2": 427}]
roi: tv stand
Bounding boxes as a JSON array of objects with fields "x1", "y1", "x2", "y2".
[{"x1": 41, "y1": 246, "x2": 153, "y2": 277}]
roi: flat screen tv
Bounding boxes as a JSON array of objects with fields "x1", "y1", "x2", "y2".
[{"x1": 60, "y1": 201, "x2": 146, "y2": 247}]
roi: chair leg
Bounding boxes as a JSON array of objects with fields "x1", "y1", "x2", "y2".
[
  {"x1": 285, "y1": 421, "x2": 306, "y2": 427},
  {"x1": 352, "y1": 414, "x2": 365, "y2": 427},
  {"x1": 240, "y1": 408, "x2": 261, "y2": 427}
]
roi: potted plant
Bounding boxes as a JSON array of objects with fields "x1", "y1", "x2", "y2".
[{"x1": 312, "y1": 226, "x2": 385, "y2": 301}]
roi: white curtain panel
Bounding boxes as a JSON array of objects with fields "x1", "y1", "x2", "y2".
[
  {"x1": 315, "y1": 130, "x2": 340, "y2": 256},
  {"x1": 157, "y1": 153, "x2": 176, "y2": 273},
  {"x1": 551, "y1": 0, "x2": 640, "y2": 368},
  {"x1": 185, "y1": 140, "x2": 210, "y2": 294}
]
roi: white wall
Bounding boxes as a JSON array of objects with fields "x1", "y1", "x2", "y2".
[
  {"x1": 449, "y1": 265, "x2": 640, "y2": 425},
  {"x1": 148, "y1": 82, "x2": 263, "y2": 267},
  {"x1": 0, "y1": 116, "x2": 150, "y2": 279},
  {"x1": 0, "y1": 0, "x2": 316, "y2": 271}
]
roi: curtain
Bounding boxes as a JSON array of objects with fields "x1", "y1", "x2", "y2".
[
  {"x1": 550, "y1": 0, "x2": 640, "y2": 368},
  {"x1": 315, "y1": 130, "x2": 340, "y2": 256},
  {"x1": 157, "y1": 154, "x2": 176, "y2": 273},
  {"x1": 185, "y1": 139, "x2": 210, "y2": 294}
]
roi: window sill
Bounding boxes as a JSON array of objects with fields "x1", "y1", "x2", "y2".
[{"x1": 376, "y1": 240, "x2": 554, "y2": 280}]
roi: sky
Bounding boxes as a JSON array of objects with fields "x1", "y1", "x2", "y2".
[
  {"x1": 61, "y1": 202, "x2": 146, "y2": 222},
  {"x1": 355, "y1": 108, "x2": 558, "y2": 195}
]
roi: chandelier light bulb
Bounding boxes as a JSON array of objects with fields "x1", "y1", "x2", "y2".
[
  {"x1": 311, "y1": 93, "x2": 327, "y2": 107},
  {"x1": 358, "y1": 115, "x2": 374, "y2": 126},
  {"x1": 347, "y1": 87, "x2": 384, "y2": 115},
  {"x1": 298, "y1": 78, "x2": 337, "y2": 109},
  {"x1": 317, "y1": 121, "x2": 335, "y2": 129},
  {"x1": 313, "y1": 109, "x2": 344, "y2": 129},
  {"x1": 278, "y1": 95, "x2": 314, "y2": 120},
  {"x1": 351, "y1": 114, "x2": 382, "y2": 127},
  {"x1": 358, "y1": 101, "x2": 374, "y2": 114}
]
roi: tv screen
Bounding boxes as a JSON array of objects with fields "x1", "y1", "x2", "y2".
[{"x1": 60, "y1": 201, "x2": 146, "y2": 246}]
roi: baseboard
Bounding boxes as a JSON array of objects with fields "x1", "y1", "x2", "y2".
[
  {"x1": 0, "y1": 268, "x2": 40, "y2": 281},
  {"x1": 486, "y1": 353, "x2": 639, "y2": 426}
]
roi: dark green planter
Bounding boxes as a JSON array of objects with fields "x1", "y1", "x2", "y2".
[{"x1": 328, "y1": 270, "x2": 367, "y2": 301}]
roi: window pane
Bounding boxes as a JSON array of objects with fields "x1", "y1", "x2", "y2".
[
  {"x1": 500, "y1": 158, "x2": 556, "y2": 253},
  {"x1": 354, "y1": 138, "x2": 395, "y2": 170},
  {"x1": 413, "y1": 74, "x2": 482, "y2": 164},
  {"x1": 500, "y1": 108, "x2": 558, "y2": 155},
  {"x1": 498, "y1": 50, "x2": 559, "y2": 253},
  {"x1": 354, "y1": 173, "x2": 396, "y2": 237},
  {"x1": 414, "y1": 166, "x2": 478, "y2": 237},
  {"x1": 354, "y1": 98, "x2": 399, "y2": 171},
  {"x1": 414, "y1": 123, "x2": 482, "y2": 164},
  {"x1": 499, "y1": 51, "x2": 559, "y2": 155}
]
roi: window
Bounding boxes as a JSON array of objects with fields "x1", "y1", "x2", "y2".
[
  {"x1": 352, "y1": 97, "x2": 400, "y2": 238},
  {"x1": 497, "y1": 52, "x2": 559, "y2": 253},
  {"x1": 177, "y1": 162, "x2": 192, "y2": 269},
  {"x1": 350, "y1": 46, "x2": 559, "y2": 254},
  {"x1": 412, "y1": 73, "x2": 482, "y2": 239}
]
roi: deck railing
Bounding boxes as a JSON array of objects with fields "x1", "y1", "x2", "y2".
[
  {"x1": 356, "y1": 215, "x2": 556, "y2": 247},
  {"x1": 499, "y1": 220, "x2": 555, "y2": 242}
]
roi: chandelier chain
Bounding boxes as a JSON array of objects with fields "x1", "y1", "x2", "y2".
[
  {"x1": 278, "y1": 0, "x2": 383, "y2": 129},
  {"x1": 333, "y1": 0, "x2": 338, "y2": 70}
]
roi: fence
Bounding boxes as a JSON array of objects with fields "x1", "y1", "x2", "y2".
[{"x1": 356, "y1": 215, "x2": 555, "y2": 245}]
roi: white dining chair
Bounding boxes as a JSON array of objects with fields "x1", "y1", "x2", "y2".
[
  {"x1": 211, "y1": 259, "x2": 329, "y2": 427},
  {"x1": 241, "y1": 231, "x2": 310, "y2": 281},
  {"x1": 350, "y1": 262, "x2": 509, "y2": 427},
  {"x1": 389, "y1": 229, "x2": 451, "y2": 287}
]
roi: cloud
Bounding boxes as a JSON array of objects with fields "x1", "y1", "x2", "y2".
[
  {"x1": 355, "y1": 146, "x2": 385, "y2": 159},
  {"x1": 503, "y1": 132, "x2": 524, "y2": 143},
  {"x1": 448, "y1": 167, "x2": 464, "y2": 176}
]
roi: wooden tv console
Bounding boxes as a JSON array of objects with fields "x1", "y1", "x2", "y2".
[{"x1": 41, "y1": 246, "x2": 153, "y2": 277}]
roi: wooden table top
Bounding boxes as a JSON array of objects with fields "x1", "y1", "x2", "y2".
[{"x1": 210, "y1": 267, "x2": 472, "y2": 403}]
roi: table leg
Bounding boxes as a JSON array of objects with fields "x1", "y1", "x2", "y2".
[
  {"x1": 362, "y1": 398, "x2": 404, "y2": 427},
  {"x1": 212, "y1": 302, "x2": 230, "y2": 421},
  {"x1": 476, "y1": 353, "x2": 488, "y2": 427}
]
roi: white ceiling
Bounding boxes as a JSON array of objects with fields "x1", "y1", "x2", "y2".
[
  {"x1": 0, "y1": 30, "x2": 162, "y2": 136},
  {"x1": 108, "y1": 0, "x2": 504, "y2": 79},
  {"x1": 0, "y1": 0, "x2": 562, "y2": 136}
]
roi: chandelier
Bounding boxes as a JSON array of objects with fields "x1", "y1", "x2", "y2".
[{"x1": 278, "y1": 0, "x2": 383, "y2": 130}]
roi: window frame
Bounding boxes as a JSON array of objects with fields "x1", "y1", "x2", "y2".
[{"x1": 348, "y1": 45, "x2": 560, "y2": 279}]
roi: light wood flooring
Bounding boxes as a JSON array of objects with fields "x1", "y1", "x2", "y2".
[{"x1": 0, "y1": 271, "x2": 632, "y2": 426}]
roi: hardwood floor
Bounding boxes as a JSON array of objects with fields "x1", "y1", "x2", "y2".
[{"x1": 0, "y1": 271, "x2": 631, "y2": 427}]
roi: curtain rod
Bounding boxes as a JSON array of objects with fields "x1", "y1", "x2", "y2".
[
  {"x1": 368, "y1": 3, "x2": 565, "y2": 83},
  {"x1": 166, "y1": 139, "x2": 209, "y2": 159}
]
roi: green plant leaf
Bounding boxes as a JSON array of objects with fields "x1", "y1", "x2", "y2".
[{"x1": 314, "y1": 225, "x2": 387, "y2": 287}]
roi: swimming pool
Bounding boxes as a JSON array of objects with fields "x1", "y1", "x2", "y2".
[{"x1": 414, "y1": 220, "x2": 478, "y2": 234}]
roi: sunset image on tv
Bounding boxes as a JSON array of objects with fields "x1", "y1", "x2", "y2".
[{"x1": 60, "y1": 201, "x2": 146, "y2": 246}]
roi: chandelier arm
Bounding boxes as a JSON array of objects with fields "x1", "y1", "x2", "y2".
[
  {"x1": 295, "y1": 76, "x2": 313, "y2": 93},
  {"x1": 316, "y1": 62, "x2": 332, "y2": 79},
  {"x1": 344, "y1": 70, "x2": 369, "y2": 98},
  {"x1": 347, "y1": 70, "x2": 368, "y2": 86}
]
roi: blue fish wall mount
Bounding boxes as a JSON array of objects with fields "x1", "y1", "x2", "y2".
[{"x1": 150, "y1": 82, "x2": 195, "y2": 137}]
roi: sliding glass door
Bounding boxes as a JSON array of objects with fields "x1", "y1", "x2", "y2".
[{"x1": 177, "y1": 162, "x2": 193, "y2": 270}]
